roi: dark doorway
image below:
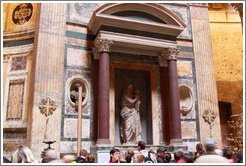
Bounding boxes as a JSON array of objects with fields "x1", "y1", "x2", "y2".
[
  {"x1": 114, "y1": 68, "x2": 152, "y2": 145},
  {"x1": 219, "y1": 101, "x2": 232, "y2": 147}
]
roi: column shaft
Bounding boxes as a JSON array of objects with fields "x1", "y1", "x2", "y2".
[
  {"x1": 168, "y1": 59, "x2": 182, "y2": 144},
  {"x1": 98, "y1": 52, "x2": 110, "y2": 142}
]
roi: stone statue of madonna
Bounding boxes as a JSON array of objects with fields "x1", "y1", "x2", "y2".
[{"x1": 120, "y1": 84, "x2": 142, "y2": 144}]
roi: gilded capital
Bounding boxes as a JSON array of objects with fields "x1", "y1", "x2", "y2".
[
  {"x1": 93, "y1": 38, "x2": 113, "y2": 53},
  {"x1": 3, "y1": 54, "x2": 10, "y2": 62}
]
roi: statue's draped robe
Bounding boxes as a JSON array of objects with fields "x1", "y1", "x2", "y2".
[{"x1": 120, "y1": 95, "x2": 142, "y2": 144}]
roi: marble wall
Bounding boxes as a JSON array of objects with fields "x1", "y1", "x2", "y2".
[{"x1": 3, "y1": 3, "x2": 226, "y2": 159}]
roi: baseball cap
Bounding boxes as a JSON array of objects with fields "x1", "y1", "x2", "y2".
[{"x1": 157, "y1": 147, "x2": 167, "y2": 153}]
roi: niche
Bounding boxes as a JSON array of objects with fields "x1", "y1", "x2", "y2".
[{"x1": 179, "y1": 85, "x2": 194, "y2": 116}]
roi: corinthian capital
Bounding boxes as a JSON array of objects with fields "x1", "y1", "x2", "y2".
[
  {"x1": 162, "y1": 48, "x2": 180, "y2": 60},
  {"x1": 93, "y1": 38, "x2": 113, "y2": 53},
  {"x1": 158, "y1": 48, "x2": 180, "y2": 67}
]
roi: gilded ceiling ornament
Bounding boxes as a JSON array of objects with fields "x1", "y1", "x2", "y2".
[{"x1": 12, "y1": 3, "x2": 33, "y2": 25}]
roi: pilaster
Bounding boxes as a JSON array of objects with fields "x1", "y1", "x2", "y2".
[
  {"x1": 190, "y1": 5, "x2": 222, "y2": 146},
  {"x1": 27, "y1": 3, "x2": 67, "y2": 159}
]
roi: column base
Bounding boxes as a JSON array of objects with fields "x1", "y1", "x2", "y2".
[
  {"x1": 96, "y1": 139, "x2": 111, "y2": 145},
  {"x1": 170, "y1": 139, "x2": 183, "y2": 145}
]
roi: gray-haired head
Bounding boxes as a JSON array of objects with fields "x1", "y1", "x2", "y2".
[
  {"x1": 203, "y1": 138, "x2": 217, "y2": 152},
  {"x1": 45, "y1": 149, "x2": 58, "y2": 161}
]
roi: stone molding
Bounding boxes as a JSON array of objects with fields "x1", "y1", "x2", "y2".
[{"x1": 158, "y1": 48, "x2": 180, "y2": 67}]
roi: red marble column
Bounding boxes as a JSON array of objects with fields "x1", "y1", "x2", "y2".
[
  {"x1": 161, "y1": 48, "x2": 183, "y2": 145},
  {"x1": 93, "y1": 38, "x2": 113, "y2": 144}
]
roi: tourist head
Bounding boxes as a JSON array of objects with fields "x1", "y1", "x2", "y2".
[
  {"x1": 11, "y1": 146, "x2": 37, "y2": 163},
  {"x1": 174, "y1": 152, "x2": 181, "y2": 162},
  {"x1": 125, "y1": 156, "x2": 132, "y2": 163},
  {"x1": 43, "y1": 149, "x2": 58, "y2": 163},
  {"x1": 196, "y1": 143, "x2": 203, "y2": 152},
  {"x1": 88, "y1": 153, "x2": 96, "y2": 163},
  {"x1": 137, "y1": 141, "x2": 146, "y2": 151},
  {"x1": 223, "y1": 149, "x2": 233, "y2": 159},
  {"x1": 181, "y1": 152, "x2": 194, "y2": 163},
  {"x1": 203, "y1": 138, "x2": 216, "y2": 152},
  {"x1": 79, "y1": 149, "x2": 88, "y2": 157},
  {"x1": 164, "y1": 152, "x2": 172, "y2": 163},
  {"x1": 125, "y1": 150, "x2": 135, "y2": 157},
  {"x1": 63, "y1": 155, "x2": 75, "y2": 163},
  {"x1": 157, "y1": 147, "x2": 166, "y2": 158},
  {"x1": 133, "y1": 153, "x2": 145, "y2": 163},
  {"x1": 110, "y1": 148, "x2": 120, "y2": 162}
]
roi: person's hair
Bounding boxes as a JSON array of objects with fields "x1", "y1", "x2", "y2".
[
  {"x1": 110, "y1": 148, "x2": 120, "y2": 155},
  {"x1": 125, "y1": 150, "x2": 135, "y2": 157},
  {"x1": 205, "y1": 144, "x2": 215, "y2": 152},
  {"x1": 125, "y1": 156, "x2": 132, "y2": 163},
  {"x1": 164, "y1": 153, "x2": 172, "y2": 163},
  {"x1": 135, "y1": 154, "x2": 145, "y2": 163},
  {"x1": 196, "y1": 143, "x2": 203, "y2": 151},
  {"x1": 110, "y1": 148, "x2": 120, "y2": 161},
  {"x1": 79, "y1": 149, "x2": 88, "y2": 157},
  {"x1": 182, "y1": 152, "x2": 194, "y2": 163},
  {"x1": 174, "y1": 152, "x2": 181, "y2": 161},
  {"x1": 88, "y1": 154, "x2": 96, "y2": 163},
  {"x1": 11, "y1": 146, "x2": 37, "y2": 163},
  {"x1": 45, "y1": 149, "x2": 58, "y2": 160},
  {"x1": 138, "y1": 141, "x2": 146, "y2": 150},
  {"x1": 203, "y1": 138, "x2": 216, "y2": 152},
  {"x1": 63, "y1": 155, "x2": 75, "y2": 163},
  {"x1": 223, "y1": 149, "x2": 233, "y2": 159}
]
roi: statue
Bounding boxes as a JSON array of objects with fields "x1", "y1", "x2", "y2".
[{"x1": 120, "y1": 84, "x2": 142, "y2": 144}]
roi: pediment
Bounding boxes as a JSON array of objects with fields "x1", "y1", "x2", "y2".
[{"x1": 88, "y1": 3, "x2": 186, "y2": 37}]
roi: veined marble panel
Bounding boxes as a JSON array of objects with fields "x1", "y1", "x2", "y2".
[
  {"x1": 181, "y1": 121, "x2": 196, "y2": 139},
  {"x1": 68, "y1": 3, "x2": 104, "y2": 24},
  {"x1": 177, "y1": 61, "x2": 192, "y2": 77},
  {"x1": 161, "y1": 4, "x2": 192, "y2": 39},
  {"x1": 64, "y1": 118, "x2": 90, "y2": 139},
  {"x1": 7, "y1": 82, "x2": 24, "y2": 119},
  {"x1": 67, "y1": 47, "x2": 91, "y2": 67},
  {"x1": 60, "y1": 141, "x2": 92, "y2": 153},
  {"x1": 65, "y1": 37, "x2": 93, "y2": 49},
  {"x1": 66, "y1": 24, "x2": 90, "y2": 34}
]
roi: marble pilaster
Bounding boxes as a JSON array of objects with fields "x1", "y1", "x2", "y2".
[
  {"x1": 27, "y1": 3, "x2": 67, "y2": 159},
  {"x1": 190, "y1": 6, "x2": 222, "y2": 146}
]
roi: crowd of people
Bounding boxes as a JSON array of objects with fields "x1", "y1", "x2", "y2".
[{"x1": 3, "y1": 138, "x2": 243, "y2": 163}]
